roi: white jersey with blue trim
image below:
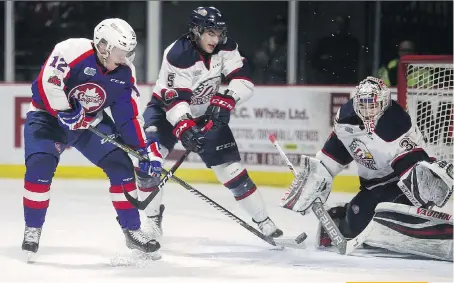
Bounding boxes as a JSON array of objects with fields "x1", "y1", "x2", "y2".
[
  {"x1": 151, "y1": 34, "x2": 253, "y2": 126},
  {"x1": 318, "y1": 99, "x2": 432, "y2": 189}
]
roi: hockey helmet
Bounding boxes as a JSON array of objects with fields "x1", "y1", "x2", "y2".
[
  {"x1": 93, "y1": 18, "x2": 137, "y2": 63},
  {"x1": 189, "y1": 7, "x2": 227, "y2": 44}
]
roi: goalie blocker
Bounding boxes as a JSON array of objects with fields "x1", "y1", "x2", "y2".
[{"x1": 364, "y1": 202, "x2": 453, "y2": 261}]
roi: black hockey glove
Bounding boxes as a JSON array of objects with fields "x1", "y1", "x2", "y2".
[
  {"x1": 205, "y1": 90, "x2": 236, "y2": 131},
  {"x1": 173, "y1": 118, "x2": 205, "y2": 153}
]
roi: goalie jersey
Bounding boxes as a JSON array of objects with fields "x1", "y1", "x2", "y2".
[
  {"x1": 150, "y1": 34, "x2": 252, "y2": 125},
  {"x1": 319, "y1": 99, "x2": 432, "y2": 189}
]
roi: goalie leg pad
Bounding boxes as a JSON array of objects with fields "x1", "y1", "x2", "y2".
[{"x1": 365, "y1": 202, "x2": 453, "y2": 261}]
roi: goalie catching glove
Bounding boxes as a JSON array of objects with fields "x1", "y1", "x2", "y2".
[
  {"x1": 280, "y1": 155, "x2": 333, "y2": 215},
  {"x1": 398, "y1": 160, "x2": 453, "y2": 208}
]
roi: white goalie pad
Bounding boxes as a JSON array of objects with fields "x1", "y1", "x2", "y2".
[
  {"x1": 280, "y1": 156, "x2": 333, "y2": 215},
  {"x1": 364, "y1": 202, "x2": 453, "y2": 261}
]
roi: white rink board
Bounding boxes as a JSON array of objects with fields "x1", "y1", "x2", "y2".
[{"x1": 0, "y1": 84, "x2": 412, "y2": 177}]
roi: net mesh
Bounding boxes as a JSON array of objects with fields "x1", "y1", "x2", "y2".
[{"x1": 405, "y1": 62, "x2": 453, "y2": 162}]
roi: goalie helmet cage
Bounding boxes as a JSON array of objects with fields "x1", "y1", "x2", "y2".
[{"x1": 397, "y1": 55, "x2": 454, "y2": 162}]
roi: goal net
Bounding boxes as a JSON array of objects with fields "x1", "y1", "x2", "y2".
[{"x1": 397, "y1": 55, "x2": 454, "y2": 162}]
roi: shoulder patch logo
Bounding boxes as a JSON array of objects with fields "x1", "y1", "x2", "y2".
[
  {"x1": 399, "y1": 137, "x2": 417, "y2": 151},
  {"x1": 47, "y1": 75, "x2": 61, "y2": 86},
  {"x1": 84, "y1": 67, "x2": 96, "y2": 76}
]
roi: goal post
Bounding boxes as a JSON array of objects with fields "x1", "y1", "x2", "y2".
[{"x1": 397, "y1": 55, "x2": 454, "y2": 162}]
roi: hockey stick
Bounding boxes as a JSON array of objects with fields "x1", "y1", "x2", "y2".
[
  {"x1": 269, "y1": 134, "x2": 377, "y2": 255},
  {"x1": 88, "y1": 121, "x2": 212, "y2": 210},
  {"x1": 88, "y1": 125, "x2": 277, "y2": 247},
  {"x1": 269, "y1": 134, "x2": 349, "y2": 254}
]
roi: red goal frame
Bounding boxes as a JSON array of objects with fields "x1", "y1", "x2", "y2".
[{"x1": 397, "y1": 54, "x2": 454, "y2": 108}]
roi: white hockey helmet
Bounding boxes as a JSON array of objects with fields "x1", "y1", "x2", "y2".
[
  {"x1": 93, "y1": 18, "x2": 137, "y2": 63},
  {"x1": 353, "y1": 76, "x2": 391, "y2": 124}
]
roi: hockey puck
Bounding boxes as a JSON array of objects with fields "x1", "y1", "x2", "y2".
[{"x1": 295, "y1": 232, "x2": 308, "y2": 244}]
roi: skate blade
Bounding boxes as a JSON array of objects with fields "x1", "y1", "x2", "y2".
[
  {"x1": 110, "y1": 250, "x2": 162, "y2": 267},
  {"x1": 23, "y1": 251, "x2": 36, "y2": 263}
]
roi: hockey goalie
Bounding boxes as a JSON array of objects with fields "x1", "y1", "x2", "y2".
[{"x1": 280, "y1": 76, "x2": 453, "y2": 261}]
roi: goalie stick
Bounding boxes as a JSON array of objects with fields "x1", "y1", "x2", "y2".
[
  {"x1": 88, "y1": 124, "x2": 278, "y2": 247},
  {"x1": 269, "y1": 134, "x2": 373, "y2": 255}
]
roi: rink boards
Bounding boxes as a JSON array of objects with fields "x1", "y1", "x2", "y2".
[{"x1": 0, "y1": 84, "x2": 380, "y2": 192}]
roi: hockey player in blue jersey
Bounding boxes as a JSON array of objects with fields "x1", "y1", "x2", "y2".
[
  {"x1": 135, "y1": 6, "x2": 283, "y2": 239},
  {"x1": 22, "y1": 18, "x2": 163, "y2": 255}
]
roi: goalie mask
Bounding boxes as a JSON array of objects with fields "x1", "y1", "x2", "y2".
[{"x1": 353, "y1": 76, "x2": 391, "y2": 132}]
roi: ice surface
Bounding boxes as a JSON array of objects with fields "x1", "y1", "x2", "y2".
[{"x1": 1, "y1": 179, "x2": 452, "y2": 282}]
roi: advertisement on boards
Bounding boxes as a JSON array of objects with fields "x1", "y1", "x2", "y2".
[{"x1": 1, "y1": 84, "x2": 363, "y2": 189}]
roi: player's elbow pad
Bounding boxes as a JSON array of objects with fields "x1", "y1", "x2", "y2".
[
  {"x1": 315, "y1": 150, "x2": 345, "y2": 177},
  {"x1": 228, "y1": 79, "x2": 254, "y2": 105}
]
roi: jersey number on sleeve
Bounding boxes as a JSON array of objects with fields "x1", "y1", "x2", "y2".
[
  {"x1": 167, "y1": 73, "x2": 176, "y2": 88},
  {"x1": 49, "y1": 56, "x2": 69, "y2": 73}
]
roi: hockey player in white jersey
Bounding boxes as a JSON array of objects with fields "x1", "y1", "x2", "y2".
[
  {"x1": 136, "y1": 6, "x2": 283, "y2": 239},
  {"x1": 280, "y1": 76, "x2": 453, "y2": 260}
]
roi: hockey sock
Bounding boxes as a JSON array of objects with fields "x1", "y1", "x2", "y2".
[
  {"x1": 224, "y1": 169, "x2": 268, "y2": 222},
  {"x1": 99, "y1": 149, "x2": 141, "y2": 230},
  {"x1": 23, "y1": 153, "x2": 57, "y2": 228}
]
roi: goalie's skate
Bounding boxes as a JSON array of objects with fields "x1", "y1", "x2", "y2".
[
  {"x1": 123, "y1": 228, "x2": 161, "y2": 254},
  {"x1": 146, "y1": 204, "x2": 165, "y2": 239},
  {"x1": 253, "y1": 217, "x2": 283, "y2": 238},
  {"x1": 22, "y1": 226, "x2": 42, "y2": 261}
]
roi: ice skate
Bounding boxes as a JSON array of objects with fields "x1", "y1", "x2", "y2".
[
  {"x1": 146, "y1": 204, "x2": 165, "y2": 239},
  {"x1": 253, "y1": 217, "x2": 283, "y2": 238},
  {"x1": 123, "y1": 227, "x2": 161, "y2": 254},
  {"x1": 22, "y1": 226, "x2": 42, "y2": 261}
]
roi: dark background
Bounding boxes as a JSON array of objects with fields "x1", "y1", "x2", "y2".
[{"x1": 1, "y1": 1, "x2": 452, "y2": 84}]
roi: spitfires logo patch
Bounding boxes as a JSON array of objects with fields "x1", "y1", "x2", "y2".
[
  {"x1": 348, "y1": 138, "x2": 378, "y2": 170},
  {"x1": 192, "y1": 76, "x2": 221, "y2": 105},
  {"x1": 68, "y1": 83, "x2": 107, "y2": 113}
]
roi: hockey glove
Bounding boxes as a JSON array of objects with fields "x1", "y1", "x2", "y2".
[
  {"x1": 57, "y1": 97, "x2": 94, "y2": 131},
  {"x1": 205, "y1": 90, "x2": 236, "y2": 131},
  {"x1": 173, "y1": 118, "x2": 205, "y2": 153},
  {"x1": 136, "y1": 140, "x2": 163, "y2": 177}
]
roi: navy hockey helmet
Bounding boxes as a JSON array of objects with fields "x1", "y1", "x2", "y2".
[{"x1": 189, "y1": 6, "x2": 227, "y2": 44}]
